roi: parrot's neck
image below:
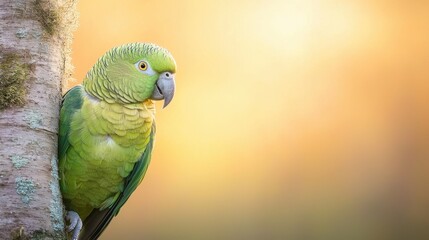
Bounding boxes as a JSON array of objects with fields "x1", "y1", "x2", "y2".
[
  {"x1": 83, "y1": 89, "x2": 155, "y2": 114},
  {"x1": 82, "y1": 77, "x2": 116, "y2": 103}
]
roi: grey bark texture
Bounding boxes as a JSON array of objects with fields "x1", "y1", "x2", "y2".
[{"x1": 0, "y1": 0, "x2": 77, "y2": 239}]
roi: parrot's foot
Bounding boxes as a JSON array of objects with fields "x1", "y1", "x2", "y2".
[{"x1": 66, "y1": 211, "x2": 82, "y2": 240}]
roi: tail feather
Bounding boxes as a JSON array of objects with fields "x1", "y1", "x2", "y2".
[{"x1": 79, "y1": 208, "x2": 115, "y2": 240}]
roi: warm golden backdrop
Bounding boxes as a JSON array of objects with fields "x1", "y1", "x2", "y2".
[{"x1": 70, "y1": 1, "x2": 429, "y2": 239}]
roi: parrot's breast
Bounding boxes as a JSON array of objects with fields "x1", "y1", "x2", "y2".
[{"x1": 62, "y1": 93, "x2": 155, "y2": 219}]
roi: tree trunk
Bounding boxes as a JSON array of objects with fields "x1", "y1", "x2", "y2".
[{"x1": 0, "y1": 0, "x2": 77, "y2": 239}]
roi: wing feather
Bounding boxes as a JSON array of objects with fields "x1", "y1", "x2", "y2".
[{"x1": 59, "y1": 86, "x2": 84, "y2": 184}]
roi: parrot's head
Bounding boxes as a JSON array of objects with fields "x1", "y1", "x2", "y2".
[{"x1": 83, "y1": 43, "x2": 176, "y2": 108}]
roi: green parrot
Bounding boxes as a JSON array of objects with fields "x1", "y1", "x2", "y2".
[{"x1": 59, "y1": 43, "x2": 176, "y2": 240}]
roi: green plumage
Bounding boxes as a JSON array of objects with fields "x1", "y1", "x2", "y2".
[{"x1": 59, "y1": 43, "x2": 176, "y2": 239}]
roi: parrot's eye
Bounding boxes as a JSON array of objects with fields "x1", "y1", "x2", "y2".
[{"x1": 138, "y1": 61, "x2": 148, "y2": 71}]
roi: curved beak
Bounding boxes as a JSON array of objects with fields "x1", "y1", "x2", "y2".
[{"x1": 150, "y1": 72, "x2": 176, "y2": 108}]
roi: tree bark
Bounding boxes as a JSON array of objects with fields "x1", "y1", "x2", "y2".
[{"x1": 0, "y1": 0, "x2": 77, "y2": 239}]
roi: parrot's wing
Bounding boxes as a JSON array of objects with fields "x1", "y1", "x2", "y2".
[
  {"x1": 59, "y1": 86, "x2": 84, "y2": 168},
  {"x1": 80, "y1": 124, "x2": 156, "y2": 240}
]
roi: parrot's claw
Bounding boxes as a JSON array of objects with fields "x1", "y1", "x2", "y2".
[{"x1": 66, "y1": 211, "x2": 82, "y2": 240}]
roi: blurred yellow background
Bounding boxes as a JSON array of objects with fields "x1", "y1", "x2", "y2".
[{"x1": 70, "y1": 0, "x2": 429, "y2": 239}]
